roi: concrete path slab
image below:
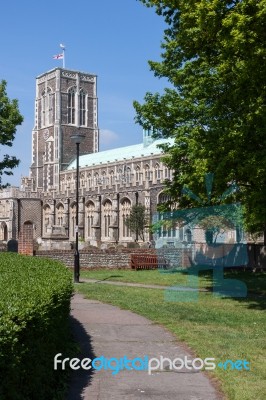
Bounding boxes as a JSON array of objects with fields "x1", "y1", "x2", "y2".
[{"x1": 66, "y1": 293, "x2": 223, "y2": 400}]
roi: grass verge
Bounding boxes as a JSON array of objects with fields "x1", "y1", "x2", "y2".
[
  {"x1": 80, "y1": 268, "x2": 266, "y2": 294},
  {"x1": 77, "y1": 269, "x2": 266, "y2": 400}
]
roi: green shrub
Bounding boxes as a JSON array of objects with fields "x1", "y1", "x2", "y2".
[{"x1": 0, "y1": 253, "x2": 73, "y2": 400}]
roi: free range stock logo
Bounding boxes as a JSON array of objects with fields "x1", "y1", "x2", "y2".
[{"x1": 153, "y1": 173, "x2": 248, "y2": 302}]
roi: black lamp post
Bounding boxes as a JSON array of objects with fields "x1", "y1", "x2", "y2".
[
  {"x1": 135, "y1": 191, "x2": 139, "y2": 242},
  {"x1": 71, "y1": 132, "x2": 85, "y2": 283}
]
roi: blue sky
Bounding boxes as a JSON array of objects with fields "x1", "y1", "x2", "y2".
[{"x1": 0, "y1": 0, "x2": 168, "y2": 186}]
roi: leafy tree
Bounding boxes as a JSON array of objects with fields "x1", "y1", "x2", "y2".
[
  {"x1": 134, "y1": 0, "x2": 266, "y2": 243},
  {"x1": 124, "y1": 204, "x2": 149, "y2": 241},
  {"x1": 0, "y1": 80, "x2": 23, "y2": 187},
  {"x1": 198, "y1": 215, "x2": 234, "y2": 244}
]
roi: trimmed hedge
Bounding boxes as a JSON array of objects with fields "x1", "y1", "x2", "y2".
[{"x1": 0, "y1": 253, "x2": 73, "y2": 400}]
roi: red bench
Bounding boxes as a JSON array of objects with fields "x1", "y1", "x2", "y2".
[{"x1": 131, "y1": 254, "x2": 169, "y2": 270}]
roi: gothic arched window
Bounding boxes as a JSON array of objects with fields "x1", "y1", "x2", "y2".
[
  {"x1": 120, "y1": 198, "x2": 131, "y2": 238},
  {"x1": 41, "y1": 90, "x2": 46, "y2": 127},
  {"x1": 157, "y1": 193, "x2": 178, "y2": 238},
  {"x1": 0, "y1": 222, "x2": 8, "y2": 241},
  {"x1": 110, "y1": 170, "x2": 114, "y2": 185},
  {"x1": 145, "y1": 164, "x2": 149, "y2": 180},
  {"x1": 80, "y1": 173, "x2": 85, "y2": 187},
  {"x1": 47, "y1": 87, "x2": 53, "y2": 125},
  {"x1": 56, "y1": 203, "x2": 64, "y2": 226},
  {"x1": 102, "y1": 171, "x2": 108, "y2": 186},
  {"x1": 94, "y1": 172, "x2": 99, "y2": 186},
  {"x1": 68, "y1": 88, "x2": 76, "y2": 124},
  {"x1": 103, "y1": 200, "x2": 112, "y2": 238},
  {"x1": 135, "y1": 165, "x2": 142, "y2": 183},
  {"x1": 70, "y1": 203, "x2": 77, "y2": 238},
  {"x1": 60, "y1": 177, "x2": 66, "y2": 192},
  {"x1": 79, "y1": 89, "x2": 86, "y2": 126},
  {"x1": 85, "y1": 201, "x2": 95, "y2": 238},
  {"x1": 155, "y1": 163, "x2": 161, "y2": 180},
  {"x1": 87, "y1": 173, "x2": 92, "y2": 188},
  {"x1": 43, "y1": 204, "x2": 51, "y2": 234},
  {"x1": 158, "y1": 193, "x2": 171, "y2": 205},
  {"x1": 126, "y1": 167, "x2": 131, "y2": 183},
  {"x1": 145, "y1": 164, "x2": 153, "y2": 181}
]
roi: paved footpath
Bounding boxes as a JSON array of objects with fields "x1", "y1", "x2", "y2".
[{"x1": 66, "y1": 292, "x2": 223, "y2": 400}]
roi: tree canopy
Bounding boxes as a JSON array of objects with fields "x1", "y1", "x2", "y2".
[
  {"x1": 134, "y1": 0, "x2": 266, "y2": 240},
  {"x1": 124, "y1": 204, "x2": 149, "y2": 241},
  {"x1": 0, "y1": 80, "x2": 23, "y2": 187}
]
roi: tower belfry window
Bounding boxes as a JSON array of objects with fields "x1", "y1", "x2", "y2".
[
  {"x1": 41, "y1": 91, "x2": 46, "y2": 127},
  {"x1": 48, "y1": 88, "x2": 53, "y2": 125},
  {"x1": 80, "y1": 89, "x2": 86, "y2": 126},
  {"x1": 41, "y1": 88, "x2": 53, "y2": 127},
  {"x1": 68, "y1": 88, "x2": 76, "y2": 124}
]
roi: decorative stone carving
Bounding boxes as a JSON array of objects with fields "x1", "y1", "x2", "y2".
[
  {"x1": 62, "y1": 71, "x2": 76, "y2": 78},
  {"x1": 80, "y1": 75, "x2": 95, "y2": 82},
  {"x1": 38, "y1": 72, "x2": 56, "y2": 83}
]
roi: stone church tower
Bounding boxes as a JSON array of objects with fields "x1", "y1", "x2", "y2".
[{"x1": 30, "y1": 68, "x2": 99, "y2": 192}]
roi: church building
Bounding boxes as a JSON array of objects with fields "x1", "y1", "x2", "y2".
[{"x1": 0, "y1": 67, "x2": 176, "y2": 248}]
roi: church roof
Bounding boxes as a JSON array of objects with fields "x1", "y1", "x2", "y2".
[{"x1": 67, "y1": 138, "x2": 175, "y2": 170}]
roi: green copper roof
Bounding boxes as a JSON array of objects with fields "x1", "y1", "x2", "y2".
[{"x1": 67, "y1": 138, "x2": 175, "y2": 170}]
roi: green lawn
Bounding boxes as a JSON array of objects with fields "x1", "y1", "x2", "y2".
[
  {"x1": 80, "y1": 268, "x2": 266, "y2": 294},
  {"x1": 77, "y1": 269, "x2": 266, "y2": 400},
  {"x1": 81, "y1": 268, "x2": 194, "y2": 286}
]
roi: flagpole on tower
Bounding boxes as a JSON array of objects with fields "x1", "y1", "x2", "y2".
[{"x1": 60, "y1": 44, "x2": 66, "y2": 68}]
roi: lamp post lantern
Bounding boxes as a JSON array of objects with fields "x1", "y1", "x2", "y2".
[{"x1": 71, "y1": 132, "x2": 85, "y2": 283}]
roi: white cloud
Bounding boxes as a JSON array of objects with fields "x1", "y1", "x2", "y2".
[{"x1": 99, "y1": 129, "x2": 119, "y2": 149}]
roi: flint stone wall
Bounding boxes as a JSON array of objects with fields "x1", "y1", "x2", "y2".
[{"x1": 35, "y1": 248, "x2": 157, "y2": 269}]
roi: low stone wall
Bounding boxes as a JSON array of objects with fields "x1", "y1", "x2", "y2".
[
  {"x1": 35, "y1": 248, "x2": 157, "y2": 269},
  {"x1": 25, "y1": 244, "x2": 266, "y2": 270}
]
